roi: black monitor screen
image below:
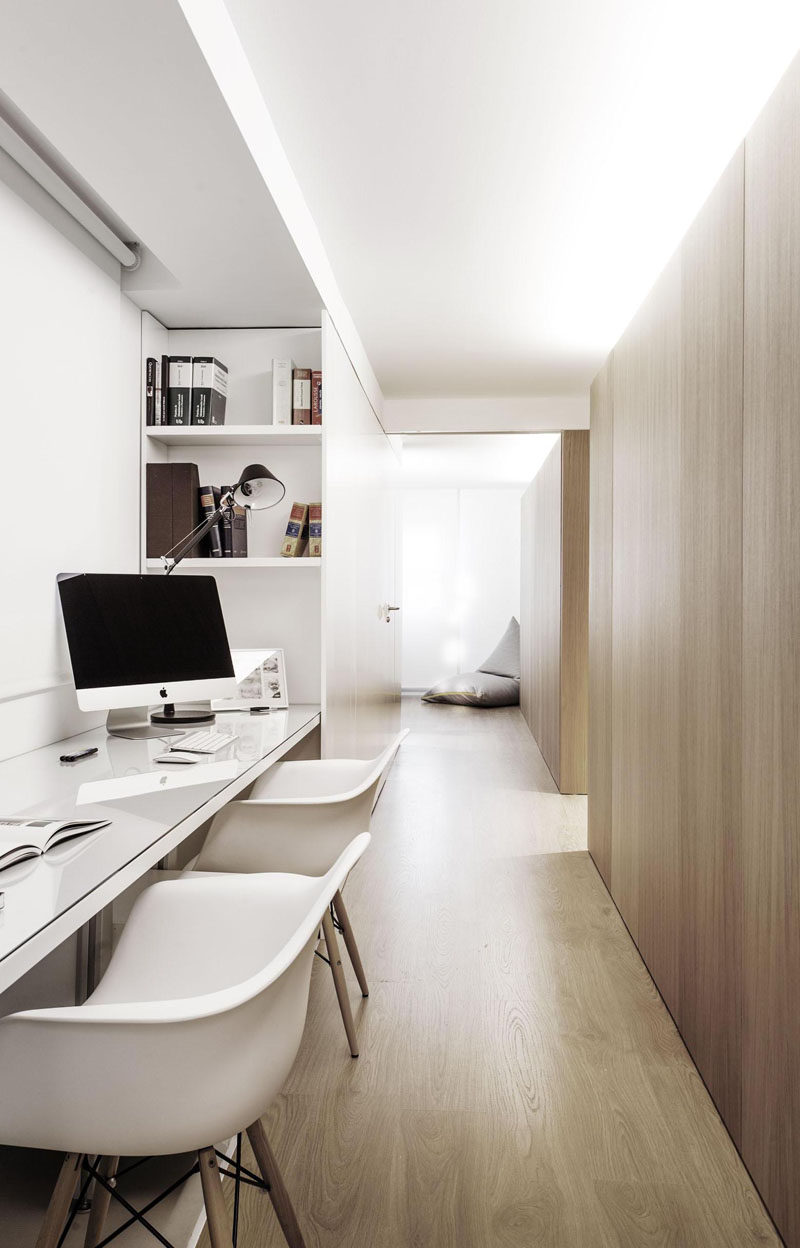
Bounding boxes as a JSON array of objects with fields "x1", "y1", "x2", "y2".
[{"x1": 58, "y1": 573, "x2": 235, "y2": 689}]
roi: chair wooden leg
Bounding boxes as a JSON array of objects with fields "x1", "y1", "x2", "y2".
[
  {"x1": 36, "y1": 1152, "x2": 84, "y2": 1248},
  {"x1": 321, "y1": 909, "x2": 359, "y2": 1057},
  {"x1": 83, "y1": 1155, "x2": 119, "y2": 1248},
  {"x1": 333, "y1": 889, "x2": 369, "y2": 998},
  {"x1": 198, "y1": 1147, "x2": 233, "y2": 1248},
  {"x1": 246, "y1": 1118, "x2": 306, "y2": 1248}
]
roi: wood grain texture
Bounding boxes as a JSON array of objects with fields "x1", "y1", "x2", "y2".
[
  {"x1": 520, "y1": 438, "x2": 562, "y2": 784},
  {"x1": 742, "y1": 53, "x2": 800, "y2": 1247},
  {"x1": 588, "y1": 359, "x2": 613, "y2": 886},
  {"x1": 679, "y1": 145, "x2": 744, "y2": 1144},
  {"x1": 560, "y1": 430, "x2": 589, "y2": 794},
  {"x1": 197, "y1": 698, "x2": 776, "y2": 1248},
  {"x1": 611, "y1": 252, "x2": 681, "y2": 1007}
]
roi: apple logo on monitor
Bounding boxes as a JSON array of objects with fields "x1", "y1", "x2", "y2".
[{"x1": 159, "y1": 687, "x2": 168, "y2": 698}]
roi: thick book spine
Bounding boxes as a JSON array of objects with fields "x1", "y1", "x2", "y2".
[
  {"x1": 146, "y1": 463, "x2": 174, "y2": 558},
  {"x1": 167, "y1": 356, "x2": 192, "y2": 425},
  {"x1": 272, "y1": 358, "x2": 293, "y2": 425},
  {"x1": 220, "y1": 485, "x2": 233, "y2": 557},
  {"x1": 280, "y1": 501, "x2": 309, "y2": 556},
  {"x1": 191, "y1": 357, "x2": 228, "y2": 425},
  {"x1": 292, "y1": 368, "x2": 312, "y2": 424},
  {"x1": 170, "y1": 462, "x2": 201, "y2": 557},
  {"x1": 159, "y1": 354, "x2": 169, "y2": 425},
  {"x1": 145, "y1": 357, "x2": 156, "y2": 426},
  {"x1": 231, "y1": 501, "x2": 247, "y2": 556},
  {"x1": 308, "y1": 501, "x2": 322, "y2": 557},
  {"x1": 145, "y1": 461, "x2": 200, "y2": 557},
  {"x1": 199, "y1": 483, "x2": 223, "y2": 557},
  {"x1": 311, "y1": 370, "x2": 322, "y2": 424}
]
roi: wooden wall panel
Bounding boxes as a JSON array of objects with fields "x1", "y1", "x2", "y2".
[
  {"x1": 520, "y1": 434, "x2": 588, "y2": 794},
  {"x1": 560, "y1": 431, "x2": 589, "y2": 794},
  {"x1": 588, "y1": 360, "x2": 613, "y2": 886},
  {"x1": 679, "y1": 147, "x2": 744, "y2": 1143},
  {"x1": 520, "y1": 438, "x2": 562, "y2": 784},
  {"x1": 590, "y1": 49, "x2": 800, "y2": 1246},
  {"x1": 742, "y1": 58, "x2": 800, "y2": 1246},
  {"x1": 611, "y1": 253, "x2": 681, "y2": 1007}
]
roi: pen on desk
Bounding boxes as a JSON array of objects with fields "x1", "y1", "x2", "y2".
[{"x1": 60, "y1": 747, "x2": 99, "y2": 764}]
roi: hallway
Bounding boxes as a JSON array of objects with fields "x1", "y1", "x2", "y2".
[{"x1": 204, "y1": 697, "x2": 778, "y2": 1247}]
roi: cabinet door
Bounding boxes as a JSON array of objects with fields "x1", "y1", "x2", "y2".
[
  {"x1": 588, "y1": 359, "x2": 613, "y2": 884},
  {"x1": 611, "y1": 253, "x2": 681, "y2": 1004},
  {"x1": 742, "y1": 57, "x2": 800, "y2": 1246},
  {"x1": 679, "y1": 146, "x2": 744, "y2": 1143}
]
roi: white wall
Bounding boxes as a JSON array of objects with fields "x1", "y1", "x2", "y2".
[
  {"x1": 322, "y1": 313, "x2": 400, "y2": 757},
  {"x1": 0, "y1": 165, "x2": 140, "y2": 759},
  {"x1": 401, "y1": 487, "x2": 522, "y2": 689}
]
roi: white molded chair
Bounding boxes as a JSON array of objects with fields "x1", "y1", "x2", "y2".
[
  {"x1": 191, "y1": 732, "x2": 406, "y2": 1058},
  {"x1": 0, "y1": 833, "x2": 370, "y2": 1248}
]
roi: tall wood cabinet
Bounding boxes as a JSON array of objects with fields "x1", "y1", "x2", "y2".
[
  {"x1": 589, "y1": 49, "x2": 800, "y2": 1245},
  {"x1": 520, "y1": 431, "x2": 589, "y2": 795}
]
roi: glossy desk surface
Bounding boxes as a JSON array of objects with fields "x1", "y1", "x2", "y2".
[{"x1": 0, "y1": 705, "x2": 320, "y2": 993}]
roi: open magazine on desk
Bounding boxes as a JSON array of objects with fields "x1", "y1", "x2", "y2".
[{"x1": 0, "y1": 818, "x2": 110, "y2": 870}]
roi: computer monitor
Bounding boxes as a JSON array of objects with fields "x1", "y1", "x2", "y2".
[{"x1": 57, "y1": 573, "x2": 238, "y2": 737}]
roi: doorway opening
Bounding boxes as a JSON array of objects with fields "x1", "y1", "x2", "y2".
[{"x1": 396, "y1": 433, "x2": 557, "y2": 695}]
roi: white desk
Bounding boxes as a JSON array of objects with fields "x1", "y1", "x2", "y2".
[{"x1": 0, "y1": 705, "x2": 320, "y2": 994}]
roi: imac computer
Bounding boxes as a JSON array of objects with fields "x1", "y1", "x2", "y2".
[{"x1": 57, "y1": 573, "x2": 238, "y2": 738}]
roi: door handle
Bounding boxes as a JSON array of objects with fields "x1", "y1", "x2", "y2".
[{"x1": 387, "y1": 606, "x2": 400, "y2": 612}]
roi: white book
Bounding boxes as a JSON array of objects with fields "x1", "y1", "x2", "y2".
[
  {"x1": 272, "y1": 358, "x2": 294, "y2": 425},
  {"x1": 0, "y1": 817, "x2": 110, "y2": 870}
]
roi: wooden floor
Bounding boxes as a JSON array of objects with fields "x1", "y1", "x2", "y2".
[{"x1": 200, "y1": 697, "x2": 779, "y2": 1248}]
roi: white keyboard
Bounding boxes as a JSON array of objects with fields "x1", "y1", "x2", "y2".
[{"x1": 170, "y1": 729, "x2": 238, "y2": 754}]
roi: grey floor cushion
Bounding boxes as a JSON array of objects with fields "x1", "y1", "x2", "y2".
[
  {"x1": 421, "y1": 617, "x2": 521, "y2": 707},
  {"x1": 421, "y1": 671, "x2": 520, "y2": 707},
  {"x1": 478, "y1": 616, "x2": 520, "y2": 678}
]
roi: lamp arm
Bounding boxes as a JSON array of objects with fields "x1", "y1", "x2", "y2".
[{"x1": 162, "y1": 490, "x2": 235, "y2": 573}]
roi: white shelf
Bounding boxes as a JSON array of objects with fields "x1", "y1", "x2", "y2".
[
  {"x1": 145, "y1": 425, "x2": 321, "y2": 447},
  {"x1": 145, "y1": 557, "x2": 321, "y2": 569}
]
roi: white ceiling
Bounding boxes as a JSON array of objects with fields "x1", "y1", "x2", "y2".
[
  {"x1": 224, "y1": 0, "x2": 800, "y2": 398},
  {"x1": 0, "y1": 0, "x2": 324, "y2": 329}
]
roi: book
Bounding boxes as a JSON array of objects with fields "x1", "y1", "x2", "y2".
[
  {"x1": 167, "y1": 356, "x2": 192, "y2": 425},
  {"x1": 159, "y1": 354, "x2": 169, "y2": 425},
  {"x1": 191, "y1": 357, "x2": 228, "y2": 426},
  {"x1": 308, "y1": 501, "x2": 322, "y2": 557},
  {"x1": 292, "y1": 367, "x2": 312, "y2": 424},
  {"x1": 145, "y1": 357, "x2": 157, "y2": 425},
  {"x1": 220, "y1": 485, "x2": 248, "y2": 558},
  {"x1": 198, "y1": 483, "x2": 223, "y2": 557},
  {"x1": 272, "y1": 358, "x2": 293, "y2": 425},
  {"x1": 311, "y1": 370, "x2": 322, "y2": 424},
  {"x1": 0, "y1": 817, "x2": 110, "y2": 871},
  {"x1": 146, "y1": 462, "x2": 201, "y2": 558},
  {"x1": 281, "y1": 501, "x2": 309, "y2": 557}
]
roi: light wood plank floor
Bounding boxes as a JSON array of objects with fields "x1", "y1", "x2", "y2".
[{"x1": 201, "y1": 697, "x2": 779, "y2": 1247}]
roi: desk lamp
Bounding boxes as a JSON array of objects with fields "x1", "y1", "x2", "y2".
[
  {"x1": 152, "y1": 463, "x2": 286, "y2": 727},
  {"x1": 161, "y1": 463, "x2": 286, "y2": 574}
]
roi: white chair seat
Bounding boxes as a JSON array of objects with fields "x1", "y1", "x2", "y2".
[{"x1": 0, "y1": 839, "x2": 368, "y2": 1160}]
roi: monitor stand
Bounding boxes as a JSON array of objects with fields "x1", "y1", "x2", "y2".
[
  {"x1": 106, "y1": 707, "x2": 184, "y2": 740},
  {"x1": 150, "y1": 702, "x2": 216, "y2": 727}
]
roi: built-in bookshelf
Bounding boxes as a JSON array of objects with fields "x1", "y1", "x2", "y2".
[
  {"x1": 144, "y1": 557, "x2": 321, "y2": 569},
  {"x1": 145, "y1": 425, "x2": 321, "y2": 448},
  {"x1": 140, "y1": 318, "x2": 324, "y2": 704}
]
